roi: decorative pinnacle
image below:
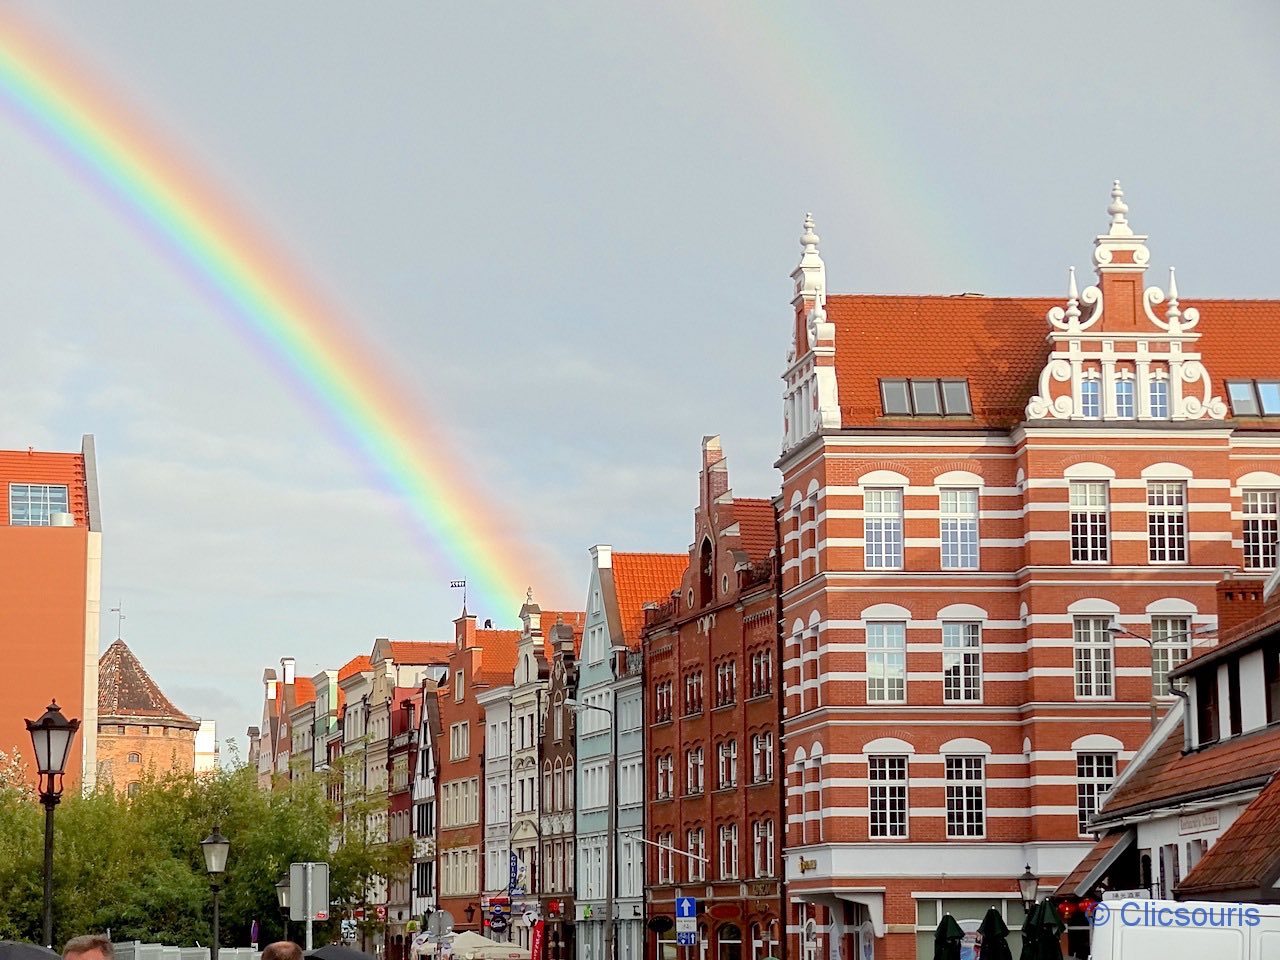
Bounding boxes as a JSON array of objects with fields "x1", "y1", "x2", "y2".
[
  {"x1": 800, "y1": 213, "x2": 820, "y2": 252},
  {"x1": 525, "y1": 586, "x2": 534, "y2": 605},
  {"x1": 1065, "y1": 267, "x2": 1081, "y2": 324},
  {"x1": 1106, "y1": 180, "x2": 1132, "y2": 236},
  {"x1": 1167, "y1": 266, "x2": 1181, "y2": 324}
]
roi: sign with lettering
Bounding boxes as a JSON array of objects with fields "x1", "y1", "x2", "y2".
[
  {"x1": 1179, "y1": 810, "x2": 1220, "y2": 835},
  {"x1": 798, "y1": 858, "x2": 818, "y2": 873}
]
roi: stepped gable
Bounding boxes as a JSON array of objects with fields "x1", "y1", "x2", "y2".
[{"x1": 98, "y1": 638, "x2": 198, "y2": 728}]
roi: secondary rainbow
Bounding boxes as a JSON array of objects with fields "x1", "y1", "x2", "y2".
[{"x1": 0, "y1": 13, "x2": 546, "y2": 615}]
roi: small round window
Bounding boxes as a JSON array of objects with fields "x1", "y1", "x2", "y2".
[{"x1": 722, "y1": 574, "x2": 729, "y2": 594}]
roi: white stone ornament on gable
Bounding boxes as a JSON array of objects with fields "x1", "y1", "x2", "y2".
[
  {"x1": 1026, "y1": 182, "x2": 1227, "y2": 423},
  {"x1": 783, "y1": 213, "x2": 842, "y2": 452}
]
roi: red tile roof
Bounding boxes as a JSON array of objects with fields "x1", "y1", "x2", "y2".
[
  {"x1": 476, "y1": 629, "x2": 521, "y2": 686},
  {"x1": 729, "y1": 499, "x2": 778, "y2": 564},
  {"x1": 98, "y1": 639, "x2": 198, "y2": 727},
  {"x1": 613, "y1": 553, "x2": 688, "y2": 649},
  {"x1": 291, "y1": 676, "x2": 316, "y2": 708},
  {"x1": 385, "y1": 640, "x2": 453, "y2": 665},
  {"x1": 338, "y1": 655, "x2": 373, "y2": 682},
  {"x1": 1171, "y1": 596, "x2": 1280, "y2": 680},
  {"x1": 827, "y1": 295, "x2": 1280, "y2": 429},
  {"x1": 1098, "y1": 723, "x2": 1280, "y2": 822},
  {"x1": 1179, "y1": 772, "x2": 1280, "y2": 896}
]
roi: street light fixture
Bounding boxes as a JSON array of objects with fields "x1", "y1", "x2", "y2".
[
  {"x1": 1018, "y1": 864, "x2": 1040, "y2": 912},
  {"x1": 25, "y1": 699, "x2": 80, "y2": 948},
  {"x1": 202, "y1": 824, "x2": 231, "y2": 960},
  {"x1": 1107, "y1": 621, "x2": 1215, "y2": 729},
  {"x1": 564, "y1": 697, "x2": 619, "y2": 960}
]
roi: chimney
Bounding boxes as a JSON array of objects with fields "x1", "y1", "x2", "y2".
[
  {"x1": 702, "y1": 435, "x2": 729, "y2": 503},
  {"x1": 263, "y1": 668, "x2": 278, "y2": 700},
  {"x1": 456, "y1": 611, "x2": 477, "y2": 649},
  {"x1": 1216, "y1": 576, "x2": 1266, "y2": 636},
  {"x1": 281, "y1": 657, "x2": 296, "y2": 685}
]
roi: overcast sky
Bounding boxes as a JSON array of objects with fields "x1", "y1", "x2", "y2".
[{"x1": 3, "y1": 2, "x2": 1278, "y2": 753}]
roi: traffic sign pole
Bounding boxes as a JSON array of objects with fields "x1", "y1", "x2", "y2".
[{"x1": 305, "y1": 862, "x2": 314, "y2": 952}]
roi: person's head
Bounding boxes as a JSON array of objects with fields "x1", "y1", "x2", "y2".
[
  {"x1": 261, "y1": 942, "x2": 304, "y2": 960},
  {"x1": 63, "y1": 936, "x2": 113, "y2": 960}
]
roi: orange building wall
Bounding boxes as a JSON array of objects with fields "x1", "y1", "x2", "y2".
[
  {"x1": 97, "y1": 721, "x2": 197, "y2": 791},
  {"x1": 0, "y1": 525, "x2": 94, "y2": 788}
]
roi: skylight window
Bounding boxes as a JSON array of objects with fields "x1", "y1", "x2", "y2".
[
  {"x1": 880, "y1": 379, "x2": 971, "y2": 417},
  {"x1": 1227, "y1": 380, "x2": 1280, "y2": 417}
]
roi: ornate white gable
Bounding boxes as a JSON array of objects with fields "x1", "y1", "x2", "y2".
[
  {"x1": 1025, "y1": 182, "x2": 1226, "y2": 423},
  {"x1": 783, "y1": 214, "x2": 841, "y2": 453}
]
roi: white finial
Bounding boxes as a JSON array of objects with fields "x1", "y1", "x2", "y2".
[
  {"x1": 1106, "y1": 180, "x2": 1132, "y2": 236},
  {"x1": 800, "y1": 213, "x2": 819, "y2": 253},
  {"x1": 1166, "y1": 267, "x2": 1181, "y2": 324},
  {"x1": 526, "y1": 586, "x2": 534, "y2": 604},
  {"x1": 1065, "y1": 267, "x2": 1081, "y2": 325}
]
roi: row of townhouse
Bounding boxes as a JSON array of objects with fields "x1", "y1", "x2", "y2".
[{"x1": 248, "y1": 182, "x2": 1280, "y2": 960}]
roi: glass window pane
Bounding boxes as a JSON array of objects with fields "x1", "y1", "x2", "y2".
[
  {"x1": 881, "y1": 379, "x2": 911, "y2": 415},
  {"x1": 911, "y1": 379, "x2": 941, "y2": 415},
  {"x1": 1228, "y1": 381, "x2": 1260, "y2": 416},
  {"x1": 1259, "y1": 381, "x2": 1280, "y2": 415},
  {"x1": 942, "y1": 380, "x2": 971, "y2": 415}
]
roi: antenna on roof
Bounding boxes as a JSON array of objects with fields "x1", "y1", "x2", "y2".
[
  {"x1": 110, "y1": 600, "x2": 126, "y2": 640},
  {"x1": 450, "y1": 579, "x2": 467, "y2": 616}
]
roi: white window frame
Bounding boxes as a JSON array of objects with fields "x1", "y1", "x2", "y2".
[
  {"x1": 752, "y1": 732, "x2": 774, "y2": 783},
  {"x1": 1147, "y1": 481, "x2": 1188, "y2": 564},
  {"x1": 1081, "y1": 376, "x2": 1102, "y2": 418},
  {"x1": 686, "y1": 746, "x2": 704, "y2": 795},
  {"x1": 8, "y1": 483, "x2": 69, "y2": 526},
  {"x1": 1076, "y1": 752, "x2": 1117, "y2": 834},
  {"x1": 716, "y1": 661, "x2": 737, "y2": 707},
  {"x1": 1074, "y1": 617, "x2": 1115, "y2": 699},
  {"x1": 750, "y1": 649, "x2": 774, "y2": 697},
  {"x1": 717, "y1": 739, "x2": 738, "y2": 789},
  {"x1": 941, "y1": 622, "x2": 983, "y2": 703},
  {"x1": 1115, "y1": 378, "x2": 1135, "y2": 419},
  {"x1": 752, "y1": 819, "x2": 775, "y2": 877},
  {"x1": 1149, "y1": 377, "x2": 1170, "y2": 419},
  {"x1": 868, "y1": 755, "x2": 908, "y2": 839},
  {"x1": 686, "y1": 827, "x2": 706, "y2": 882},
  {"x1": 1070, "y1": 481, "x2": 1111, "y2": 563},
  {"x1": 864, "y1": 487, "x2": 904, "y2": 570},
  {"x1": 718, "y1": 823, "x2": 739, "y2": 879},
  {"x1": 866, "y1": 622, "x2": 907, "y2": 704},
  {"x1": 1243, "y1": 490, "x2": 1279, "y2": 570},
  {"x1": 944, "y1": 756, "x2": 985, "y2": 838},
  {"x1": 939, "y1": 488, "x2": 979, "y2": 570},
  {"x1": 656, "y1": 753, "x2": 674, "y2": 799},
  {"x1": 1151, "y1": 616, "x2": 1192, "y2": 697}
]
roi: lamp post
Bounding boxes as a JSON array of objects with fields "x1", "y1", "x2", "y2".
[
  {"x1": 1018, "y1": 864, "x2": 1040, "y2": 913},
  {"x1": 1107, "y1": 622, "x2": 1215, "y2": 729},
  {"x1": 25, "y1": 700, "x2": 80, "y2": 948},
  {"x1": 277, "y1": 876, "x2": 292, "y2": 943},
  {"x1": 565, "y1": 696, "x2": 618, "y2": 960},
  {"x1": 202, "y1": 824, "x2": 231, "y2": 960}
]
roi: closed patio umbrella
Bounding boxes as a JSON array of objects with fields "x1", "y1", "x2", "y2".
[
  {"x1": 977, "y1": 907, "x2": 1013, "y2": 960},
  {"x1": 933, "y1": 914, "x2": 964, "y2": 960}
]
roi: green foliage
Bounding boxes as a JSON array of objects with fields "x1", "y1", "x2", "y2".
[{"x1": 0, "y1": 762, "x2": 361, "y2": 948}]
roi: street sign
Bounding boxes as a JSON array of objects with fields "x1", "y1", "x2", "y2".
[
  {"x1": 676, "y1": 898, "x2": 697, "y2": 919},
  {"x1": 676, "y1": 933, "x2": 697, "y2": 947},
  {"x1": 289, "y1": 862, "x2": 331, "y2": 922},
  {"x1": 675, "y1": 897, "x2": 698, "y2": 938},
  {"x1": 376, "y1": 905, "x2": 388, "y2": 921}
]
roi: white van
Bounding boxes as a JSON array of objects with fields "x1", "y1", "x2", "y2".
[{"x1": 1087, "y1": 899, "x2": 1280, "y2": 958}]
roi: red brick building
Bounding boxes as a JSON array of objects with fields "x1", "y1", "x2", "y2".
[
  {"x1": 643, "y1": 437, "x2": 785, "y2": 960},
  {"x1": 777, "y1": 187, "x2": 1280, "y2": 959},
  {"x1": 0, "y1": 436, "x2": 102, "y2": 791},
  {"x1": 436, "y1": 612, "x2": 520, "y2": 932}
]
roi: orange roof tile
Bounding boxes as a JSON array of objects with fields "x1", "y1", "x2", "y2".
[
  {"x1": 729, "y1": 499, "x2": 777, "y2": 564},
  {"x1": 292, "y1": 676, "x2": 316, "y2": 708},
  {"x1": 1171, "y1": 597, "x2": 1280, "y2": 680},
  {"x1": 1099, "y1": 723, "x2": 1280, "y2": 822},
  {"x1": 826, "y1": 295, "x2": 1280, "y2": 429},
  {"x1": 338, "y1": 654, "x2": 373, "y2": 682},
  {"x1": 98, "y1": 639, "x2": 198, "y2": 727},
  {"x1": 1055, "y1": 830, "x2": 1133, "y2": 897},
  {"x1": 0, "y1": 448, "x2": 91, "y2": 526},
  {"x1": 475, "y1": 629, "x2": 521, "y2": 686},
  {"x1": 386, "y1": 640, "x2": 453, "y2": 665},
  {"x1": 1179, "y1": 772, "x2": 1280, "y2": 896},
  {"x1": 613, "y1": 553, "x2": 688, "y2": 649}
]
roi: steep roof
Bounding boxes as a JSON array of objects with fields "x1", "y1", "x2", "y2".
[
  {"x1": 826, "y1": 294, "x2": 1280, "y2": 430},
  {"x1": 729, "y1": 498, "x2": 777, "y2": 564},
  {"x1": 98, "y1": 639, "x2": 198, "y2": 728},
  {"x1": 1097, "y1": 721, "x2": 1280, "y2": 822},
  {"x1": 338, "y1": 654, "x2": 373, "y2": 682},
  {"x1": 1179, "y1": 772, "x2": 1280, "y2": 897},
  {"x1": 612, "y1": 552, "x2": 688, "y2": 649},
  {"x1": 383, "y1": 640, "x2": 453, "y2": 665},
  {"x1": 475, "y1": 629, "x2": 521, "y2": 686}
]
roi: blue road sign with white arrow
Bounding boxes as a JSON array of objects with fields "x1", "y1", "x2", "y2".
[{"x1": 676, "y1": 898, "x2": 697, "y2": 919}]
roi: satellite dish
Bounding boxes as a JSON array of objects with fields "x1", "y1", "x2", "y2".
[{"x1": 428, "y1": 910, "x2": 456, "y2": 939}]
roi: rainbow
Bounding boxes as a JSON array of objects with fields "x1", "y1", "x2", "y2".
[{"x1": 0, "y1": 12, "x2": 555, "y2": 617}]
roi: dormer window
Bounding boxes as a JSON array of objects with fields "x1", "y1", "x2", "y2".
[
  {"x1": 1195, "y1": 671, "x2": 1219, "y2": 745},
  {"x1": 1115, "y1": 379, "x2": 1135, "y2": 419},
  {"x1": 1227, "y1": 380, "x2": 1280, "y2": 417},
  {"x1": 1080, "y1": 378, "x2": 1102, "y2": 418},
  {"x1": 879, "y1": 379, "x2": 971, "y2": 417},
  {"x1": 1149, "y1": 378, "x2": 1170, "y2": 418}
]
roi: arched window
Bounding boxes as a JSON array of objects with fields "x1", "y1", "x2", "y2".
[
  {"x1": 565, "y1": 761, "x2": 575, "y2": 808},
  {"x1": 543, "y1": 762, "x2": 553, "y2": 811},
  {"x1": 554, "y1": 758, "x2": 564, "y2": 811},
  {"x1": 749, "y1": 925, "x2": 762, "y2": 960},
  {"x1": 717, "y1": 924, "x2": 741, "y2": 960},
  {"x1": 127, "y1": 782, "x2": 141, "y2": 798},
  {"x1": 128, "y1": 752, "x2": 141, "y2": 763},
  {"x1": 699, "y1": 539, "x2": 714, "y2": 607}
]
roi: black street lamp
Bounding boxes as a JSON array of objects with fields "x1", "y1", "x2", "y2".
[
  {"x1": 277, "y1": 877, "x2": 292, "y2": 943},
  {"x1": 25, "y1": 700, "x2": 80, "y2": 948},
  {"x1": 1018, "y1": 863, "x2": 1040, "y2": 912},
  {"x1": 202, "y1": 824, "x2": 231, "y2": 960}
]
